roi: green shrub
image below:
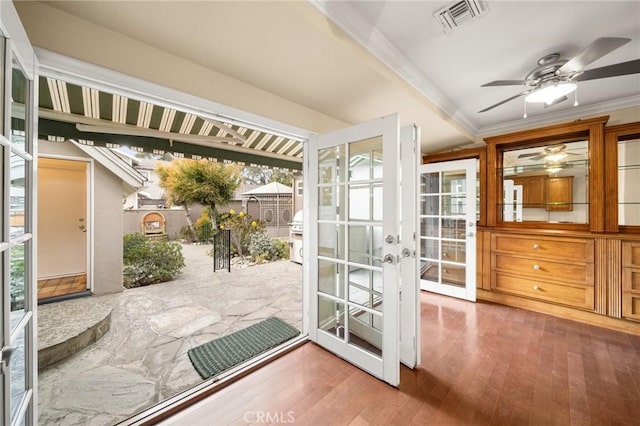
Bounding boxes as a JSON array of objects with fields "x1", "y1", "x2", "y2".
[
  {"x1": 10, "y1": 245, "x2": 25, "y2": 311},
  {"x1": 123, "y1": 233, "x2": 185, "y2": 288},
  {"x1": 248, "y1": 232, "x2": 279, "y2": 262},
  {"x1": 273, "y1": 238, "x2": 290, "y2": 260},
  {"x1": 219, "y1": 210, "x2": 265, "y2": 257}
]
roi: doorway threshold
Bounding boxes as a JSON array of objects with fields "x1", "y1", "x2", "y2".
[{"x1": 120, "y1": 335, "x2": 310, "y2": 425}]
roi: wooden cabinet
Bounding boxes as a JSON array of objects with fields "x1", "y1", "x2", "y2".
[
  {"x1": 511, "y1": 175, "x2": 573, "y2": 211},
  {"x1": 546, "y1": 176, "x2": 573, "y2": 211},
  {"x1": 491, "y1": 233, "x2": 594, "y2": 310},
  {"x1": 622, "y1": 241, "x2": 640, "y2": 321},
  {"x1": 512, "y1": 175, "x2": 545, "y2": 208}
]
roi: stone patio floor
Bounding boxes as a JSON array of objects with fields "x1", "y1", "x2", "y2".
[{"x1": 38, "y1": 244, "x2": 302, "y2": 426}]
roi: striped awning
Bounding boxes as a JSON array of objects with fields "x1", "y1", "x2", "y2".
[{"x1": 37, "y1": 77, "x2": 303, "y2": 170}]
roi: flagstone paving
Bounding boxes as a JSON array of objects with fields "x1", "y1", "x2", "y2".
[{"x1": 38, "y1": 244, "x2": 302, "y2": 426}]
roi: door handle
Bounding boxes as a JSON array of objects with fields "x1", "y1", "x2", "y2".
[
  {"x1": 373, "y1": 254, "x2": 395, "y2": 264},
  {"x1": 0, "y1": 346, "x2": 16, "y2": 375},
  {"x1": 401, "y1": 248, "x2": 412, "y2": 258}
]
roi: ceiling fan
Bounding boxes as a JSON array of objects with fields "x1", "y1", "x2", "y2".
[
  {"x1": 517, "y1": 144, "x2": 580, "y2": 162},
  {"x1": 478, "y1": 37, "x2": 640, "y2": 113}
]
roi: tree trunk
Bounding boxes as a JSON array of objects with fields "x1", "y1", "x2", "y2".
[
  {"x1": 183, "y1": 204, "x2": 196, "y2": 240},
  {"x1": 210, "y1": 203, "x2": 217, "y2": 230}
]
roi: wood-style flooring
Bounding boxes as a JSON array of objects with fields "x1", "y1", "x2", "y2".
[
  {"x1": 37, "y1": 274, "x2": 87, "y2": 300},
  {"x1": 162, "y1": 293, "x2": 640, "y2": 425}
]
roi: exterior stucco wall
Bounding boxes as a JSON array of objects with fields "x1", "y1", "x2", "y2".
[
  {"x1": 39, "y1": 140, "x2": 125, "y2": 295},
  {"x1": 122, "y1": 200, "x2": 245, "y2": 240}
]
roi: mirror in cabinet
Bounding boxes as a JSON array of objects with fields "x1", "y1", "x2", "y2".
[
  {"x1": 618, "y1": 134, "x2": 640, "y2": 227},
  {"x1": 500, "y1": 139, "x2": 589, "y2": 224}
]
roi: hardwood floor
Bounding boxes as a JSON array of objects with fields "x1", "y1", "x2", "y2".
[
  {"x1": 161, "y1": 293, "x2": 640, "y2": 425},
  {"x1": 37, "y1": 274, "x2": 87, "y2": 300}
]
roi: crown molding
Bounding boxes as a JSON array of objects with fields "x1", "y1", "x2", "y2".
[
  {"x1": 309, "y1": 0, "x2": 479, "y2": 136},
  {"x1": 477, "y1": 95, "x2": 640, "y2": 138}
]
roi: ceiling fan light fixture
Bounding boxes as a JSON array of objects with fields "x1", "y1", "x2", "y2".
[
  {"x1": 525, "y1": 82, "x2": 577, "y2": 104},
  {"x1": 545, "y1": 152, "x2": 566, "y2": 162}
]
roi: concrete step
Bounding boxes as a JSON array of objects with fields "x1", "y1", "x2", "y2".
[{"x1": 38, "y1": 294, "x2": 119, "y2": 370}]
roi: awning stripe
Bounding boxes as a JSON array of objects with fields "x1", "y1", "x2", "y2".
[{"x1": 38, "y1": 76, "x2": 305, "y2": 169}]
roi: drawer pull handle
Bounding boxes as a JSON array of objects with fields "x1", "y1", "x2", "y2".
[
  {"x1": 533, "y1": 285, "x2": 540, "y2": 291},
  {"x1": 533, "y1": 264, "x2": 540, "y2": 270},
  {"x1": 533, "y1": 244, "x2": 540, "y2": 249}
]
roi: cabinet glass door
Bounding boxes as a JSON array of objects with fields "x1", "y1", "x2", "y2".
[{"x1": 419, "y1": 159, "x2": 477, "y2": 301}]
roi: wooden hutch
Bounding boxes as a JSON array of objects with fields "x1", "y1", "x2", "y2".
[{"x1": 423, "y1": 116, "x2": 640, "y2": 335}]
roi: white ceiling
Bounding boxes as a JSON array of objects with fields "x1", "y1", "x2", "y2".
[
  {"x1": 317, "y1": 0, "x2": 640, "y2": 136},
  {"x1": 19, "y1": 1, "x2": 640, "y2": 154}
]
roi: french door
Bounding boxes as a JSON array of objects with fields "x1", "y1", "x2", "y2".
[
  {"x1": 305, "y1": 114, "x2": 418, "y2": 386},
  {"x1": 0, "y1": 3, "x2": 38, "y2": 425},
  {"x1": 419, "y1": 159, "x2": 477, "y2": 301}
]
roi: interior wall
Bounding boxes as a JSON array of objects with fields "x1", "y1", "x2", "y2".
[
  {"x1": 39, "y1": 140, "x2": 125, "y2": 295},
  {"x1": 15, "y1": 1, "x2": 349, "y2": 136}
]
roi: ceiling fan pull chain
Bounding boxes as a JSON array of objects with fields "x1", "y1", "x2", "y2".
[
  {"x1": 523, "y1": 101, "x2": 527, "y2": 118},
  {"x1": 574, "y1": 86, "x2": 579, "y2": 107}
]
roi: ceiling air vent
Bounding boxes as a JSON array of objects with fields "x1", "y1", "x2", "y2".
[{"x1": 434, "y1": 0, "x2": 487, "y2": 33}]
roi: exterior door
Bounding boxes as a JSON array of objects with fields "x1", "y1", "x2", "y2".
[
  {"x1": 305, "y1": 114, "x2": 402, "y2": 386},
  {"x1": 419, "y1": 159, "x2": 477, "y2": 301},
  {"x1": 0, "y1": 2, "x2": 38, "y2": 425},
  {"x1": 37, "y1": 158, "x2": 88, "y2": 285}
]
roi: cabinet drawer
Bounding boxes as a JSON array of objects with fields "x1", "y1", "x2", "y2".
[
  {"x1": 623, "y1": 268, "x2": 640, "y2": 292},
  {"x1": 622, "y1": 293, "x2": 640, "y2": 322},
  {"x1": 492, "y1": 234, "x2": 593, "y2": 262},
  {"x1": 493, "y1": 254, "x2": 593, "y2": 286},
  {"x1": 493, "y1": 272, "x2": 594, "y2": 310},
  {"x1": 623, "y1": 242, "x2": 640, "y2": 268}
]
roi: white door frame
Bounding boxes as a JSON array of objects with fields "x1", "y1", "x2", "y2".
[
  {"x1": 1, "y1": 2, "x2": 38, "y2": 425},
  {"x1": 38, "y1": 155, "x2": 93, "y2": 293}
]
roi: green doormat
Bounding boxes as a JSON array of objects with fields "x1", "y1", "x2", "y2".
[{"x1": 188, "y1": 316, "x2": 300, "y2": 379}]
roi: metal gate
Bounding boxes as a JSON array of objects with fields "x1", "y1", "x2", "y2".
[{"x1": 213, "y1": 229, "x2": 231, "y2": 272}]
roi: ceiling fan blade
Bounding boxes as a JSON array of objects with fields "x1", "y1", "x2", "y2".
[
  {"x1": 478, "y1": 90, "x2": 531, "y2": 113},
  {"x1": 574, "y1": 59, "x2": 640, "y2": 81},
  {"x1": 517, "y1": 152, "x2": 542, "y2": 158},
  {"x1": 530, "y1": 154, "x2": 546, "y2": 161},
  {"x1": 544, "y1": 96, "x2": 568, "y2": 108},
  {"x1": 481, "y1": 80, "x2": 528, "y2": 87},
  {"x1": 557, "y1": 37, "x2": 631, "y2": 75}
]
